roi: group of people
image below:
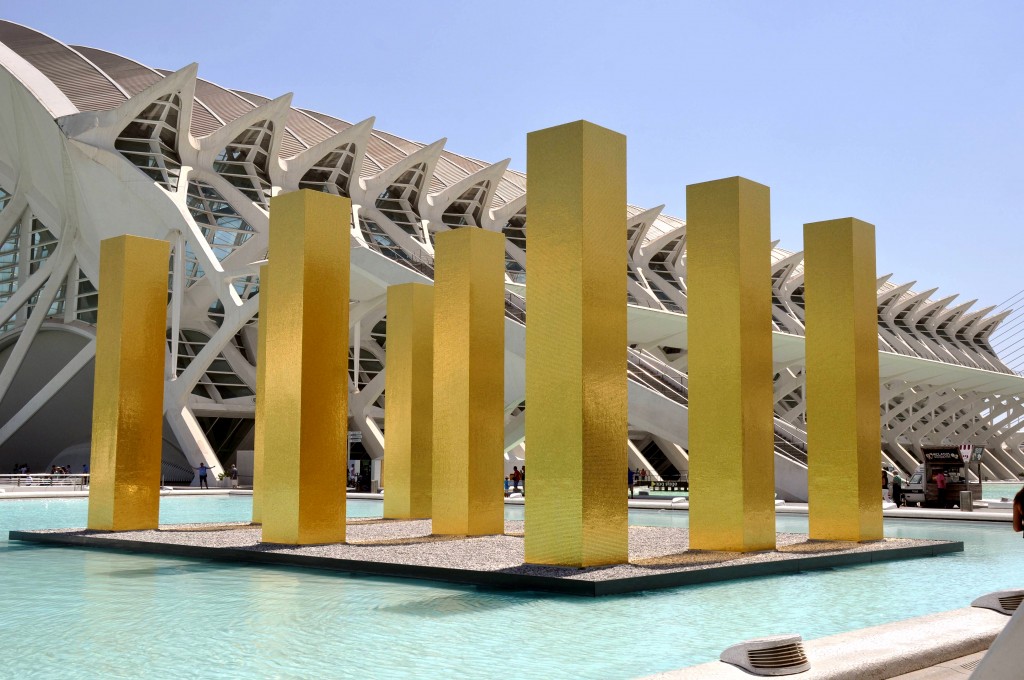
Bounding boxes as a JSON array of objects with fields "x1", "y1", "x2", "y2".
[
  {"x1": 627, "y1": 467, "x2": 652, "y2": 498},
  {"x1": 504, "y1": 466, "x2": 525, "y2": 496},
  {"x1": 10, "y1": 463, "x2": 88, "y2": 485}
]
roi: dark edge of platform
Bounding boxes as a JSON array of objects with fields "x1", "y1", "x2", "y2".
[{"x1": 7, "y1": 531, "x2": 964, "y2": 597}]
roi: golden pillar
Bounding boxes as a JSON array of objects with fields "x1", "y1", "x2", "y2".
[
  {"x1": 523, "y1": 120, "x2": 628, "y2": 567},
  {"x1": 383, "y1": 283, "x2": 434, "y2": 519},
  {"x1": 87, "y1": 235, "x2": 170, "y2": 531},
  {"x1": 261, "y1": 190, "x2": 349, "y2": 545},
  {"x1": 431, "y1": 228, "x2": 505, "y2": 536},
  {"x1": 686, "y1": 177, "x2": 776, "y2": 552},
  {"x1": 804, "y1": 218, "x2": 883, "y2": 541},
  {"x1": 251, "y1": 264, "x2": 269, "y2": 524}
]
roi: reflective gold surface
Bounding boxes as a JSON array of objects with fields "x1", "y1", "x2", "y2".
[
  {"x1": 87, "y1": 235, "x2": 170, "y2": 531},
  {"x1": 251, "y1": 264, "x2": 269, "y2": 524},
  {"x1": 523, "y1": 121, "x2": 628, "y2": 567},
  {"x1": 686, "y1": 177, "x2": 776, "y2": 552},
  {"x1": 804, "y1": 218, "x2": 883, "y2": 541},
  {"x1": 431, "y1": 228, "x2": 504, "y2": 536},
  {"x1": 261, "y1": 190, "x2": 349, "y2": 545},
  {"x1": 383, "y1": 283, "x2": 434, "y2": 519}
]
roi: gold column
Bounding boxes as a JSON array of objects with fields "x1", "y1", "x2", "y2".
[
  {"x1": 251, "y1": 264, "x2": 269, "y2": 524},
  {"x1": 804, "y1": 218, "x2": 883, "y2": 541},
  {"x1": 686, "y1": 177, "x2": 776, "y2": 552},
  {"x1": 432, "y1": 228, "x2": 505, "y2": 536},
  {"x1": 523, "y1": 120, "x2": 628, "y2": 567},
  {"x1": 87, "y1": 235, "x2": 170, "y2": 531},
  {"x1": 261, "y1": 190, "x2": 349, "y2": 545},
  {"x1": 383, "y1": 282, "x2": 434, "y2": 519}
]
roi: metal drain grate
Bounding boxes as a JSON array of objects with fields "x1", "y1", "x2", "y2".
[
  {"x1": 721, "y1": 634, "x2": 811, "y2": 676},
  {"x1": 972, "y1": 589, "x2": 1024, "y2": 615},
  {"x1": 960, "y1": 659, "x2": 982, "y2": 671},
  {"x1": 997, "y1": 593, "x2": 1023, "y2": 612}
]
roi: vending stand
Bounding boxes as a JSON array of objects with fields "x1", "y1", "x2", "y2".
[{"x1": 915, "y1": 446, "x2": 983, "y2": 508}]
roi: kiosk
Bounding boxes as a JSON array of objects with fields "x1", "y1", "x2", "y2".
[{"x1": 905, "y1": 446, "x2": 983, "y2": 508}]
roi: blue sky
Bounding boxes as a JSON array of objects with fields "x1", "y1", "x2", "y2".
[{"x1": 5, "y1": 1, "x2": 1023, "y2": 310}]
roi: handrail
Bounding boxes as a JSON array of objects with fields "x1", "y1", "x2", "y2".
[{"x1": 0, "y1": 473, "x2": 90, "y2": 489}]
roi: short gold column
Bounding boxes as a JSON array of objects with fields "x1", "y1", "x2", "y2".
[
  {"x1": 523, "y1": 120, "x2": 628, "y2": 567},
  {"x1": 804, "y1": 218, "x2": 883, "y2": 541},
  {"x1": 87, "y1": 235, "x2": 170, "y2": 531},
  {"x1": 383, "y1": 282, "x2": 434, "y2": 519},
  {"x1": 261, "y1": 190, "x2": 349, "y2": 545},
  {"x1": 432, "y1": 228, "x2": 504, "y2": 536},
  {"x1": 686, "y1": 177, "x2": 776, "y2": 552},
  {"x1": 251, "y1": 264, "x2": 269, "y2": 524}
]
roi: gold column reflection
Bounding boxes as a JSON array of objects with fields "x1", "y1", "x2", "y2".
[
  {"x1": 686, "y1": 177, "x2": 776, "y2": 552},
  {"x1": 804, "y1": 218, "x2": 883, "y2": 541},
  {"x1": 383, "y1": 282, "x2": 434, "y2": 519},
  {"x1": 251, "y1": 264, "x2": 269, "y2": 524},
  {"x1": 431, "y1": 228, "x2": 505, "y2": 536},
  {"x1": 523, "y1": 120, "x2": 628, "y2": 567},
  {"x1": 261, "y1": 190, "x2": 349, "y2": 545},
  {"x1": 87, "y1": 235, "x2": 170, "y2": 531}
]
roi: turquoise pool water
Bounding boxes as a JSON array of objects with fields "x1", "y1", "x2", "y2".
[{"x1": 1, "y1": 496, "x2": 1021, "y2": 679}]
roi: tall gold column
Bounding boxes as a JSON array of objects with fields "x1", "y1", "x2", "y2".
[
  {"x1": 523, "y1": 120, "x2": 628, "y2": 567},
  {"x1": 804, "y1": 218, "x2": 883, "y2": 541},
  {"x1": 251, "y1": 264, "x2": 269, "y2": 524},
  {"x1": 432, "y1": 228, "x2": 504, "y2": 536},
  {"x1": 87, "y1": 235, "x2": 170, "y2": 531},
  {"x1": 261, "y1": 190, "x2": 349, "y2": 545},
  {"x1": 383, "y1": 282, "x2": 434, "y2": 519},
  {"x1": 687, "y1": 177, "x2": 776, "y2": 552}
]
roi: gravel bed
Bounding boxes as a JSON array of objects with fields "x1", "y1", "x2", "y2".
[{"x1": 34, "y1": 520, "x2": 949, "y2": 583}]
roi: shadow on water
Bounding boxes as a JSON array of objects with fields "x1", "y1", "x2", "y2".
[{"x1": 101, "y1": 560, "x2": 241, "y2": 579}]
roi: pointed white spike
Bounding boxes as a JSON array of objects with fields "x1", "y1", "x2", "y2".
[
  {"x1": 281, "y1": 116, "x2": 376, "y2": 190},
  {"x1": 196, "y1": 93, "x2": 294, "y2": 176},
  {"x1": 426, "y1": 158, "x2": 511, "y2": 230},
  {"x1": 359, "y1": 137, "x2": 447, "y2": 196},
  {"x1": 57, "y1": 63, "x2": 199, "y2": 149},
  {"x1": 627, "y1": 205, "x2": 665, "y2": 255}
]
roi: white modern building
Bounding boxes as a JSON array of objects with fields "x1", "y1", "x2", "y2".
[{"x1": 1, "y1": 21, "x2": 1022, "y2": 497}]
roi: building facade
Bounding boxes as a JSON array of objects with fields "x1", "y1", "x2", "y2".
[{"x1": 1, "y1": 21, "x2": 1022, "y2": 495}]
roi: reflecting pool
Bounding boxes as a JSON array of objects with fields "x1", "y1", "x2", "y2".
[{"x1": 1, "y1": 496, "x2": 1020, "y2": 679}]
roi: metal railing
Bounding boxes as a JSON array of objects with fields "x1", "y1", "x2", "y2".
[{"x1": 1, "y1": 473, "x2": 90, "y2": 489}]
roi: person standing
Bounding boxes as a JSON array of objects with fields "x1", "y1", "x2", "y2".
[
  {"x1": 882, "y1": 467, "x2": 890, "y2": 502},
  {"x1": 934, "y1": 470, "x2": 948, "y2": 508},
  {"x1": 511, "y1": 466, "x2": 521, "y2": 493},
  {"x1": 229, "y1": 464, "x2": 239, "y2": 489},
  {"x1": 891, "y1": 469, "x2": 903, "y2": 508},
  {"x1": 628, "y1": 468, "x2": 635, "y2": 499},
  {"x1": 195, "y1": 462, "x2": 210, "y2": 489}
]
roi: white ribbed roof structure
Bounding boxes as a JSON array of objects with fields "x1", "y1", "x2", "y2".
[{"x1": 1, "y1": 21, "x2": 1022, "y2": 496}]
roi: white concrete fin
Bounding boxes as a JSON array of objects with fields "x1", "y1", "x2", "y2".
[
  {"x1": 971, "y1": 308, "x2": 1012, "y2": 341},
  {"x1": 911, "y1": 293, "x2": 958, "y2": 326},
  {"x1": 281, "y1": 116, "x2": 375, "y2": 192},
  {"x1": 196, "y1": 93, "x2": 294, "y2": 174},
  {"x1": 358, "y1": 137, "x2": 446, "y2": 201},
  {"x1": 426, "y1": 158, "x2": 510, "y2": 230},
  {"x1": 489, "y1": 193, "x2": 526, "y2": 229},
  {"x1": 56, "y1": 63, "x2": 198, "y2": 150},
  {"x1": 878, "y1": 280, "x2": 917, "y2": 316},
  {"x1": 627, "y1": 204, "x2": 664, "y2": 255}
]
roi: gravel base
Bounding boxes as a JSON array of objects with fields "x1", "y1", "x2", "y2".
[{"x1": 35, "y1": 520, "x2": 949, "y2": 583}]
